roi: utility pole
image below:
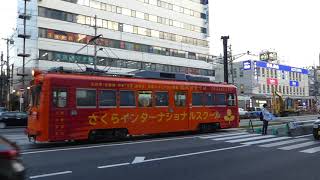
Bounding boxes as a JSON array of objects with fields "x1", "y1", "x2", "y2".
[
  {"x1": 22, "y1": 0, "x2": 27, "y2": 111},
  {"x1": 0, "y1": 52, "x2": 3, "y2": 107},
  {"x1": 17, "y1": 0, "x2": 31, "y2": 111},
  {"x1": 229, "y1": 44, "x2": 234, "y2": 84},
  {"x1": 2, "y1": 38, "x2": 13, "y2": 109},
  {"x1": 93, "y1": 15, "x2": 98, "y2": 70},
  {"x1": 221, "y1": 36, "x2": 229, "y2": 83}
]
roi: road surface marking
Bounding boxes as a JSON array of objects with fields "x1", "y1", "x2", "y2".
[
  {"x1": 98, "y1": 163, "x2": 130, "y2": 169},
  {"x1": 294, "y1": 134, "x2": 313, "y2": 138},
  {"x1": 226, "y1": 135, "x2": 274, "y2": 143},
  {"x1": 213, "y1": 134, "x2": 259, "y2": 141},
  {"x1": 22, "y1": 135, "x2": 207, "y2": 155},
  {"x1": 279, "y1": 141, "x2": 319, "y2": 150},
  {"x1": 199, "y1": 132, "x2": 248, "y2": 139},
  {"x1": 132, "y1": 157, "x2": 146, "y2": 164},
  {"x1": 142, "y1": 145, "x2": 249, "y2": 163},
  {"x1": 300, "y1": 146, "x2": 320, "y2": 153},
  {"x1": 259, "y1": 138, "x2": 309, "y2": 148},
  {"x1": 242, "y1": 137, "x2": 291, "y2": 145},
  {"x1": 30, "y1": 171, "x2": 72, "y2": 179}
]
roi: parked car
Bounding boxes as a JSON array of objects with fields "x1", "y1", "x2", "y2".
[
  {"x1": 238, "y1": 108, "x2": 249, "y2": 119},
  {"x1": 0, "y1": 112, "x2": 28, "y2": 129},
  {"x1": 0, "y1": 107, "x2": 7, "y2": 116},
  {"x1": 0, "y1": 136, "x2": 25, "y2": 180},
  {"x1": 246, "y1": 107, "x2": 262, "y2": 118}
]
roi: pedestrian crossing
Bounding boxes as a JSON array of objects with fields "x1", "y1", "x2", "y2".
[{"x1": 199, "y1": 132, "x2": 320, "y2": 154}]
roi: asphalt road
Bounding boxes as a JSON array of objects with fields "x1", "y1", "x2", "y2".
[{"x1": 17, "y1": 130, "x2": 320, "y2": 180}]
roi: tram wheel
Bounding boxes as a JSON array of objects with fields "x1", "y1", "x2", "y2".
[
  {"x1": 88, "y1": 130, "x2": 97, "y2": 142},
  {"x1": 114, "y1": 129, "x2": 128, "y2": 138}
]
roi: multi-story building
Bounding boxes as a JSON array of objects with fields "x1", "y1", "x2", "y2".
[
  {"x1": 13, "y1": 0, "x2": 217, "y2": 90},
  {"x1": 231, "y1": 60, "x2": 311, "y2": 109}
]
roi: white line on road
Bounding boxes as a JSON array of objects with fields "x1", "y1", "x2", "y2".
[
  {"x1": 259, "y1": 138, "x2": 309, "y2": 148},
  {"x1": 226, "y1": 135, "x2": 274, "y2": 143},
  {"x1": 199, "y1": 132, "x2": 248, "y2": 139},
  {"x1": 241, "y1": 137, "x2": 291, "y2": 145},
  {"x1": 279, "y1": 141, "x2": 319, "y2": 150},
  {"x1": 97, "y1": 145, "x2": 249, "y2": 170},
  {"x1": 143, "y1": 144, "x2": 249, "y2": 163},
  {"x1": 132, "y1": 157, "x2": 146, "y2": 164},
  {"x1": 98, "y1": 163, "x2": 130, "y2": 169},
  {"x1": 213, "y1": 134, "x2": 259, "y2": 141},
  {"x1": 300, "y1": 146, "x2": 320, "y2": 153},
  {"x1": 22, "y1": 135, "x2": 208, "y2": 155},
  {"x1": 294, "y1": 134, "x2": 313, "y2": 138},
  {"x1": 30, "y1": 171, "x2": 72, "y2": 179}
]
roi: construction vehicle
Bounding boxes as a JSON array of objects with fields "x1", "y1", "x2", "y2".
[{"x1": 272, "y1": 91, "x2": 300, "y2": 117}]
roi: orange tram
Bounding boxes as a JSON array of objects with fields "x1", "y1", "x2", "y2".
[{"x1": 26, "y1": 68, "x2": 239, "y2": 142}]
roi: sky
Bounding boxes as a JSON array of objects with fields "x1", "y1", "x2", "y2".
[{"x1": 1, "y1": 0, "x2": 320, "y2": 68}]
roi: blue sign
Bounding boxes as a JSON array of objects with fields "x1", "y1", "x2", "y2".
[
  {"x1": 290, "y1": 81, "x2": 299, "y2": 87},
  {"x1": 243, "y1": 61, "x2": 252, "y2": 70},
  {"x1": 254, "y1": 61, "x2": 308, "y2": 74}
]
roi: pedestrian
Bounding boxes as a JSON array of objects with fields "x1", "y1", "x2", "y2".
[{"x1": 261, "y1": 103, "x2": 272, "y2": 135}]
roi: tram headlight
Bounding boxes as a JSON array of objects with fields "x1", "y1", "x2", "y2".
[{"x1": 32, "y1": 69, "x2": 41, "y2": 77}]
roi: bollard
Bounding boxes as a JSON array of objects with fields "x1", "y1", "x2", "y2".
[
  {"x1": 272, "y1": 128, "x2": 278, "y2": 135},
  {"x1": 255, "y1": 127, "x2": 262, "y2": 134},
  {"x1": 248, "y1": 119, "x2": 254, "y2": 132}
]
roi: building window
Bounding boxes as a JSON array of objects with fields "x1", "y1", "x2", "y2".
[
  {"x1": 239, "y1": 68, "x2": 243, "y2": 77},
  {"x1": 259, "y1": 85, "x2": 262, "y2": 94},
  {"x1": 256, "y1": 68, "x2": 261, "y2": 77},
  {"x1": 76, "y1": 89, "x2": 96, "y2": 107}
]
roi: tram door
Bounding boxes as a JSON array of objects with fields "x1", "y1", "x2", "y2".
[{"x1": 50, "y1": 88, "x2": 71, "y2": 141}]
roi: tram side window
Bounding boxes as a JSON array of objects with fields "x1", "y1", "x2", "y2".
[
  {"x1": 214, "y1": 94, "x2": 226, "y2": 105},
  {"x1": 175, "y1": 92, "x2": 187, "y2": 107},
  {"x1": 52, "y1": 89, "x2": 67, "y2": 108},
  {"x1": 155, "y1": 92, "x2": 169, "y2": 106},
  {"x1": 192, "y1": 93, "x2": 204, "y2": 106},
  {"x1": 227, "y1": 94, "x2": 236, "y2": 106},
  {"x1": 205, "y1": 93, "x2": 214, "y2": 106},
  {"x1": 120, "y1": 91, "x2": 136, "y2": 106},
  {"x1": 138, "y1": 91, "x2": 152, "y2": 107},
  {"x1": 99, "y1": 90, "x2": 116, "y2": 107},
  {"x1": 76, "y1": 89, "x2": 96, "y2": 107}
]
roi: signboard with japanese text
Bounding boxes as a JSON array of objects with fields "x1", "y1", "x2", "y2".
[
  {"x1": 267, "y1": 78, "x2": 279, "y2": 85},
  {"x1": 243, "y1": 60, "x2": 252, "y2": 70},
  {"x1": 254, "y1": 61, "x2": 308, "y2": 74},
  {"x1": 290, "y1": 81, "x2": 299, "y2": 87}
]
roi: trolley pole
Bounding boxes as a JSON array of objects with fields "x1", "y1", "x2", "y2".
[{"x1": 221, "y1": 36, "x2": 230, "y2": 83}]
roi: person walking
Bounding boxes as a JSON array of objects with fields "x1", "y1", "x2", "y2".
[{"x1": 261, "y1": 103, "x2": 272, "y2": 135}]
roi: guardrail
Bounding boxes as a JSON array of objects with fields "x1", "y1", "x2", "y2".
[
  {"x1": 286, "y1": 119, "x2": 318, "y2": 136},
  {"x1": 244, "y1": 115, "x2": 320, "y2": 136}
]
